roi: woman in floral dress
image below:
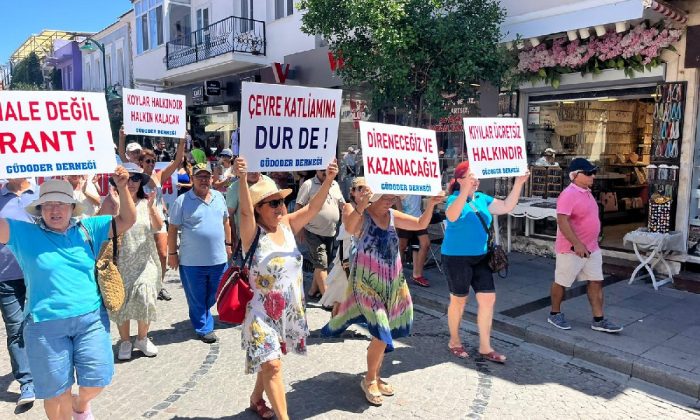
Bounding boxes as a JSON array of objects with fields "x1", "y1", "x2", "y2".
[
  {"x1": 235, "y1": 157, "x2": 338, "y2": 420},
  {"x1": 323, "y1": 189, "x2": 443, "y2": 406}
]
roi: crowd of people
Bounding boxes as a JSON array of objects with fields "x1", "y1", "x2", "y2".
[{"x1": 0, "y1": 126, "x2": 624, "y2": 419}]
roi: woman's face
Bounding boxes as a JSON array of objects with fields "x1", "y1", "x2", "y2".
[
  {"x1": 139, "y1": 155, "x2": 156, "y2": 175},
  {"x1": 219, "y1": 156, "x2": 232, "y2": 167},
  {"x1": 127, "y1": 174, "x2": 142, "y2": 196},
  {"x1": 371, "y1": 194, "x2": 397, "y2": 212},
  {"x1": 255, "y1": 193, "x2": 286, "y2": 226},
  {"x1": 350, "y1": 185, "x2": 366, "y2": 202},
  {"x1": 41, "y1": 201, "x2": 73, "y2": 232}
]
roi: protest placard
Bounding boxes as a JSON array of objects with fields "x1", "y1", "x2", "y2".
[
  {"x1": 123, "y1": 88, "x2": 186, "y2": 139},
  {"x1": 154, "y1": 162, "x2": 178, "y2": 207},
  {"x1": 239, "y1": 82, "x2": 342, "y2": 171},
  {"x1": 0, "y1": 91, "x2": 116, "y2": 178},
  {"x1": 359, "y1": 121, "x2": 441, "y2": 196},
  {"x1": 463, "y1": 117, "x2": 527, "y2": 179}
]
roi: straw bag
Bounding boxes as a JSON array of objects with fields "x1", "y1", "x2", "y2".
[{"x1": 79, "y1": 219, "x2": 125, "y2": 312}]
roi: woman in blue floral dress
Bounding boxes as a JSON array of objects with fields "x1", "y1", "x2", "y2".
[{"x1": 235, "y1": 157, "x2": 338, "y2": 420}]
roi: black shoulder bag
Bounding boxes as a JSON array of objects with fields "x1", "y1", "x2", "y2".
[{"x1": 468, "y1": 200, "x2": 508, "y2": 278}]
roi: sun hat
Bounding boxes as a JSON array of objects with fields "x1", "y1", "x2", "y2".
[
  {"x1": 543, "y1": 148, "x2": 556, "y2": 156},
  {"x1": 249, "y1": 178, "x2": 292, "y2": 207},
  {"x1": 122, "y1": 162, "x2": 151, "y2": 186},
  {"x1": 219, "y1": 148, "x2": 234, "y2": 158},
  {"x1": 126, "y1": 142, "x2": 142, "y2": 153},
  {"x1": 192, "y1": 162, "x2": 213, "y2": 175},
  {"x1": 351, "y1": 177, "x2": 367, "y2": 189},
  {"x1": 25, "y1": 179, "x2": 84, "y2": 217}
]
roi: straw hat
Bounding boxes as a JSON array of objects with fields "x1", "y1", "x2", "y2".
[
  {"x1": 26, "y1": 179, "x2": 84, "y2": 217},
  {"x1": 249, "y1": 178, "x2": 292, "y2": 207}
]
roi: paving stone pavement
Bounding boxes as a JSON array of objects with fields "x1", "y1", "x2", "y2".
[{"x1": 0, "y1": 269, "x2": 699, "y2": 419}]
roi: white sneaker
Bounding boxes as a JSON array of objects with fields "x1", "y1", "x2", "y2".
[
  {"x1": 117, "y1": 340, "x2": 132, "y2": 360},
  {"x1": 133, "y1": 337, "x2": 158, "y2": 357}
]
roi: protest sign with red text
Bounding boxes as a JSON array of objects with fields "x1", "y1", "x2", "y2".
[
  {"x1": 239, "y1": 82, "x2": 342, "y2": 171},
  {"x1": 0, "y1": 91, "x2": 116, "y2": 178},
  {"x1": 463, "y1": 117, "x2": 527, "y2": 178},
  {"x1": 359, "y1": 121, "x2": 441, "y2": 196},
  {"x1": 123, "y1": 88, "x2": 186, "y2": 139}
]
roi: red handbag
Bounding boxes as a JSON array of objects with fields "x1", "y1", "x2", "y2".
[{"x1": 216, "y1": 228, "x2": 260, "y2": 324}]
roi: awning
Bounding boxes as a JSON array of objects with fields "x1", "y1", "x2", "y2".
[{"x1": 500, "y1": 0, "x2": 687, "y2": 42}]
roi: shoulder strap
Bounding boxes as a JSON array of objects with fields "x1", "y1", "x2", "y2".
[
  {"x1": 242, "y1": 227, "x2": 262, "y2": 270},
  {"x1": 78, "y1": 221, "x2": 95, "y2": 259},
  {"x1": 110, "y1": 218, "x2": 118, "y2": 262},
  {"x1": 467, "y1": 199, "x2": 494, "y2": 246}
]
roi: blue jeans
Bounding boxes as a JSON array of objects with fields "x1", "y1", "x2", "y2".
[
  {"x1": 179, "y1": 264, "x2": 226, "y2": 336},
  {"x1": 0, "y1": 279, "x2": 32, "y2": 388},
  {"x1": 24, "y1": 308, "x2": 113, "y2": 399}
]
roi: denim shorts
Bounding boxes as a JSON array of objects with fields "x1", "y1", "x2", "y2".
[{"x1": 23, "y1": 307, "x2": 114, "y2": 399}]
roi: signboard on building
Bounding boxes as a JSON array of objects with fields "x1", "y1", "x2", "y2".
[
  {"x1": 192, "y1": 85, "x2": 205, "y2": 104},
  {"x1": 205, "y1": 80, "x2": 221, "y2": 96},
  {"x1": 123, "y1": 88, "x2": 186, "y2": 139},
  {"x1": 239, "y1": 82, "x2": 343, "y2": 171},
  {"x1": 359, "y1": 121, "x2": 441, "y2": 196},
  {"x1": 463, "y1": 117, "x2": 527, "y2": 179},
  {"x1": 0, "y1": 90, "x2": 117, "y2": 178}
]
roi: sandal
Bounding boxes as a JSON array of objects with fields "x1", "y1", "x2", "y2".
[
  {"x1": 360, "y1": 379, "x2": 383, "y2": 406},
  {"x1": 377, "y1": 379, "x2": 394, "y2": 396},
  {"x1": 448, "y1": 345, "x2": 469, "y2": 359},
  {"x1": 248, "y1": 398, "x2": 275, "y2": 419},
  {"x1": 479, "y1": 350, "x2": 507, "y2": 364}
]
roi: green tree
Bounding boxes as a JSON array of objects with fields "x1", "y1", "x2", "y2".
[
  {"x1": 10, "y1": 52, "x2": 44, "y2": 89},
  {"x1": 299, "y1": 0, "x2": 510, "y2": 125}
]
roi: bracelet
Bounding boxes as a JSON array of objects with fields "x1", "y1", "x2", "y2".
[
  {"x1": 225, "y1": 242, "x2": 233, "y2": 246},
  {"x1": 355, "y1": 208, "x2": 364, "y2": 216},
  {"x1": 169, "y1": 252, "x2": 178, "y2": 255}
]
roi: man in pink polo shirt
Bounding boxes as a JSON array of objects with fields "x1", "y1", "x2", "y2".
[{"x1": 547, "y1": 158, "x2": 622, "y2": 333}]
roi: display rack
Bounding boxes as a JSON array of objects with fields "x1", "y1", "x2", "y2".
[{"x1": 528, "y1": 166, "x2": 562, "y2": 198}]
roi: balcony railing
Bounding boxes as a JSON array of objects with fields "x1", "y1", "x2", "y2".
[{"x1": 166, "y1": 16, "x2": 266, "y2": 70}]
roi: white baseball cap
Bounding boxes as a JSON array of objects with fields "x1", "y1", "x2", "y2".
[{"x1": 126, "y1": 142, "x2": 142, "y2": 153}]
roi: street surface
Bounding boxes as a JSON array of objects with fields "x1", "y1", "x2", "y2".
[{"x1": 1, "y1": 270, "x2": 698, "y2": 419}]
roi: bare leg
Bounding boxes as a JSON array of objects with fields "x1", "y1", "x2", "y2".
[
  {"x1": 366, "y1": 338, "x2": 387, "y2": 382},
  {"x1": 73, "y1": 386, "x2": 104, "y2": 414},
  {"x1": 550, "y1": 282, "x2": 566, "y2": 312},
  {"x1": 136, "y1": 321, "x2": 150, "y2": 340},
  {"x1": 587, "y1": 280, "x2": 604, "y2": 318},
  {"x1": 251, "y1": 371, "x2": 265, "y2": 403},
  {"x1": 43, "y1": 389, "x2": 72, "y2": 420},
  {"x1": 154, "y1": 233, "x2": 167, "y2": 280},
  {"x1": 475, "y1": 292, "x2": 496, "y2": 354},
  {"x1": 315, "y1": 269, "x2": 328, "y2": 295},
  {"x1": 117, "y1": 321, "x2": 130, "y2": 342},
  {"x1": 413, "y1": 234, "x2": 430, "y2": 277},
  {"x1": 448, "y1": 294, "x2": 468, "y2": 348},
  {"x1": 261, "y1": 359, "x2": 288, "y2": 420}
]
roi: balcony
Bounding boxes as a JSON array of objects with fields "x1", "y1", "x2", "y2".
[{"x1": 166, "y1": 16, "x2": 266, "y2": 70}]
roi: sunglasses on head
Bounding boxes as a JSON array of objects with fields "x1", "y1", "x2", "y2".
[
  {"x1": 259, "y1": 198, "x2": 284, "y2": 209},
  {"x1": 579, "y1": 170, "x2": 597, "y2": 176}
]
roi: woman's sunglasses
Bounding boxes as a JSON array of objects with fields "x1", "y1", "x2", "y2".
[
  {"x1": 352, "y1": 186, "x2": 366, "y2": 191},
  {"x1": 259, "y1": 198, "x2": 284, "y2": 209},
  {"x1": 128, "y1": 174, "x2": 142, "y2": 183},
  {"x1": 141, "y1": 159, "x2": 155, "y2": 164}
]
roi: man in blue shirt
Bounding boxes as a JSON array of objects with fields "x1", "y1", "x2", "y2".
[
  {"x1": 0, "y1": 178, "x2": 38, "y2": 406},
  {"x1": 168, "y1": 163, "x2": 232, "y2": 343}
]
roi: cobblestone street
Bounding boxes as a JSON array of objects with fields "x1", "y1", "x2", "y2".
[{"x1": 1, "y1": 271, "x2": 698, "y2": 419}]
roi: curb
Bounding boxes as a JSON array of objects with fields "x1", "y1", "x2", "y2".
[{"x1": 410, "y1": 291, "x2": 700, "y2": 400}]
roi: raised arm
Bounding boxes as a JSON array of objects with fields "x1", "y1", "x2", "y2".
[
  {"x1": 288, "y1": 160, "x2": 339, "y2": 235},
  {"x1": 343, "y1": 186, "x2": 371, "y2": 236},
  {"x1": 394, "y1": 194, "x2": 444, "y2": 231},
  {"x1": 117, "y1": 126, "x2": 128, "y2": 163},
  {"x1": 234, "y1": 157, "x2": 257, "y2": 253},
  {"x1": 158, "y1": 136, "x2": 187, "y2": 183},
  {"x1": 488, "y1": 173, "x2": 529, "y2": 215},
  {"x1": 111, "y1": 166, "x2": 137, "y2": 236}
]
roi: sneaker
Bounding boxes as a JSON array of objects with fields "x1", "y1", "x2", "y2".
[
  {"x1": 199, "y1": 332, "x2": 218, "y2": 344},
  {"x1": 547, "y1": 312, "x2": 572, "y2": 330},
  {"x1": 157, "y1": 288, "x2": 172, "y2": 301},
  {"x1": 413, "y1": 276, "x2": 430, "y2": 287},
  {"x1": 591, "y1": 318, "x2": 623, "y2": 333},
  {"x1": 17, "y1": 383, "x2": 35, "y2": 406},
  {"x1": 117, "y1": 340, "x2": 133, "y2": 360},
  {"x1": 133, "y1": 337, "x2": 158, "y2": 357}
]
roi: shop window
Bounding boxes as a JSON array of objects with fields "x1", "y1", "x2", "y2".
[{"x1": 135, "y1": 0, "x2": 164, "y2": 53}]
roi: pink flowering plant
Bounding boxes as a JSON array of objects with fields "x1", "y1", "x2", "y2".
[{"x1": 516, "y1": 21, "x2": 683, "y2": 88}]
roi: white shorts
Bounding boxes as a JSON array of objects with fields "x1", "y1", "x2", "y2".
[{"x1": 554, "y1": 250, "x2": 604, "y2": 287}]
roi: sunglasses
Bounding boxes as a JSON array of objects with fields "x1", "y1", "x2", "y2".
[
  {"x1": 128, "y1": 174, "x2": 142, "y2": 183},
  {"x1": 578, "y1": 170, "x2": 597, "y2": 176},
  {"x1": 142, "y1": 159, "x2": 155, "y2": 164},
  {"x1": 352, "y1": 186, "x2": 366, "y2": 191},
  {"x1": 259, "y1": 198, "x2": 284, "y2": 208}
]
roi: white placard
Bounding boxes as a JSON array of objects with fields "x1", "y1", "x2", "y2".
[
  {"x1": 239, "y1": 82, "x2": 342, "y2": 171},
  {"x1": 463, "y1": 117, "x2": 527, "y2": 179},
  {"x1": 123, "y1": 88, "x2": 186, "y2": 138},
  {"x1": 359, "y1": 121, "x2": 441, "y2": 196},
  {"x1": 0, "y1": 91, "x2": 117, "y2": 178}
]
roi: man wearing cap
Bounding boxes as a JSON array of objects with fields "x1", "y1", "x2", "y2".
[
  {"x1": 226, "y1": 171, "x2": 272, "y2": 251},
  {"x1": 0, "y1": 177, "x2": 38, "y2": 406},
  {"x1": 168, "y1": 163, "x2": 232, "y2": 343},
  {"x1": 535, "y1": 148, "x2": 558, "y2": 166},
  {"x1": 118, "y1": 126, "x2": 143, "y2": 164},
  {"x1": 296, "y1": 169, "x2": 345, "y2": 299},
  {"x1": 548, "y1": 158, "x2": 622, "y2": 333}
]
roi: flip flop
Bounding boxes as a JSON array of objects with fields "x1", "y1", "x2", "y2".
[
  {"x1": 377, "y1": 378, "x2": 394, "y2": 396},
  {"x1": 448, "y1": 345, "x2": 469, "y2": 359},
  {"x1": 360, "y1": 379, "x2": 383, "y2": 405},
  {"x1": 479, "y1": 350, "x2": 507, "y2": 364}
]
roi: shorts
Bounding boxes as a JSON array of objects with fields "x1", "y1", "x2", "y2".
[
  {"x1": 554, "y1": 250, "x2": 604, "y2": 287},
  {"x1": 305, "y1": 230, "x2": 335, "y2": 270},
  {"x1": 442, "y1": 254, "x2": 495, "y2": 296},
  {"x1": 23, "y1": 307, "x2": 114, "y2": 399},
  {"x1": 396, "y1": 228, "x2": 429, "y2": 240}
]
